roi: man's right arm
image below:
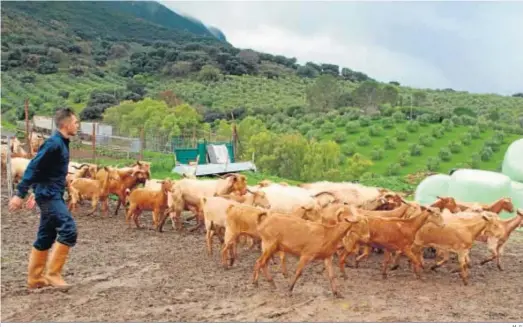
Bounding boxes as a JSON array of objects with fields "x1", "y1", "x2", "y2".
[{"x1": 15, "y1": 140, "x2": 56, "y2": 199}]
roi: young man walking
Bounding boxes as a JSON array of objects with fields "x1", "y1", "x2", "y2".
[{"x1": 8, "y1": 108, "x2": 80, "y2": 289}]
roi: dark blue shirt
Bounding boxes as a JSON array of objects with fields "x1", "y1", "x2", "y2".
[{"x1": 16, "y1": 131, "x2": 70, "y2": 201}]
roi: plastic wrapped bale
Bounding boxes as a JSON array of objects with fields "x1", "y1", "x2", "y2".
[
  {"x1": 414, "y1": 174, "x2": 452, "y2": 206},
  {"x1": 502, "y1": 138, "x2": 523, "y2": 183},
  {"x1": 511, "y1": 181, "x2": 523, "y2": 210},
  {"x1": 511, "y1": 182, "x2": 523, "y2": 228},
  {"x1": 448, "y1": 169, "x2": 512, "y2": 216}
]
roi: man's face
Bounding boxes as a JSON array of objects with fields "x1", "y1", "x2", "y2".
[{"x1": 64, "y1": 115, "x2": 79, "y2": 137}]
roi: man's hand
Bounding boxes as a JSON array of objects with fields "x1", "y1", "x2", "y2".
[
  {"x1": 8, "y1": 196, "x2": 24, "y2": 212},
  {"x1": 25, "y1": 194, "x2": 36, "y2": 210}
]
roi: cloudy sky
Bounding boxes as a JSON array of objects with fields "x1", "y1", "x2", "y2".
[{"x1": 161, "y1": 1, "x2": 523, "y2": 96}]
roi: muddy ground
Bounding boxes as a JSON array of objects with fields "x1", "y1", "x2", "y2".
[{"x1": 1, "y1": 183, "x2": 523, "y2": 323}]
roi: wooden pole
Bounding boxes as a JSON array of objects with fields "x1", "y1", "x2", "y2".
[
  {"x1": 139, "y1": 127, "x2": 144, "y2": 160},
  {"x1": 92, "y1": 122, "x2": 96, "y2": 163},
  {"x1": 6, "y1": 137, "x2": 14, "y2": 198},
  {"x1": 24, "y1": 98, "x2": 30, "y2": 153}
]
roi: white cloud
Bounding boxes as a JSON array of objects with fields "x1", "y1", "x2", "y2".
[
  {"x1": 162, "y1": 1, "x2": 523, "y2": 95},
  {"x1": 226, "y1": 24, "x2": 452, "y2": 89}
]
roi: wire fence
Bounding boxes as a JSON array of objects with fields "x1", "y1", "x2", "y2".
[{"x1": 8, "y1": 117, "x2": 236, "y2": 168}]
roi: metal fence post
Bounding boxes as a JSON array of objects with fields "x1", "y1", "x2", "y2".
[
  {"x1": 92, "y1": 122, "x2": 96, "y2": 163},
  {"x1": 6, "y1": 136, "x2": 14, "y2": 198}
]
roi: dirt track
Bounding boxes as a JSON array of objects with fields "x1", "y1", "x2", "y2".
[{"x1": 2, "y1": 184, "x2": 523, "y2": 322}]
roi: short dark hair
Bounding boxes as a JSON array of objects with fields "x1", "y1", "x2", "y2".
[{"x1": 54, "y1": 107, "x2": 76, "y2": 128}]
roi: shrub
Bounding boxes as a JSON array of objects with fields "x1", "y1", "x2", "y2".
[
  {"x1": 420, "y1": 134, "x2": 435, "y2": 147},
  {"x1": 409, "y1": 143, "x2": 422, "y2": 156},
  {"x1": 395, "y1": 128, "x2": 408, "y2": 141},
  {"x1": 477, "y1": 119, "x2": 488, "y2": 131},
  {"x1": 20, "y1": 75, "x2": 36, "y2": 83},
  {"x1": 493, "y1": 131, "x2": 505, "y2": 144},
  {"x1": 468, "y1": 153, "x2": 481, "y2": 168},
  {"x1": 341, "y1": 143, "x2": 356, "y2": 156},
  {"x1": 469, "y1": 126, "x2": 481, "y2": 139},
  {"x1": 332, "y1": 131, "x2": 347, "y2": 143},
  {"x1": 312, "y1": 117, "x2": 324, "y2": 127},
  {"x1": 392, "y1": 111, "x2": 405, "y2": 123},
  {"x1": 298, "y1": 123, "x2": 313, "y2": 134},
  {"x1": 480, "y1": 146, "x2": 493, "y2": 161},
  {"x1": 426, "y1": 156, "x2": 441, "y2": 171},
  {"x1": 370, "y1": 147, "x2": 384, "y2": 161},
  {"x1": 417, "y1": 114, "x2": 432, "y2": 126},
  {"x1": 384, "y1": 137, "x2": 398, "y2": 149},
  {"x1": 306, "y1": 129, "x2": 321, "y2": 140},
  {"x1": 382, "y1": 117, "x2": 394, "y2": 129},
  {"x1": 37, "y1": 61, "x2": 58, "y2": 74},
  {"x1": 449, "y1": 140, "x2": 462, "y2": 154},
  {"x1": 462, "y1": 132, "x2": 472, "y2": 145},
  {"x1": 58, "y1": 90, "x2": 69, "y2": 99},
  {"x1": 438, "y1": 147, "x2": 452, "y2": 162},
  {"x1": 431, "y1": 126, "x2": 445, "y2": 139},
  {"x1": 451, "y1": 115, "x2": 463, "y2": 126},
  {"x1": 359, "y1": 116, "x2": 371, "y2": 127},
  {"x1": 406, "y1": 120, "x2": 420, "y2": 133},
  {"x1": 346, "y1": 121, "x2": 359, "y2": 134},
  {"x1": 357, "y1": 135, "x2": 371, "y2": 146},
  {"x1": 398, "y1": 150, "x2": 411, "y2": 167},
  {"x1": 442, "y1": 118, "x2": 454, "y2": 131},
  {"x1": 321, "y1": 122, "x2": 336, "y2": 134},
  {"x1": 461, "y1": 116, "x2": 477, "y2": 126},
  {"x1": 368, "y1": 125, "x2": 383, "y2": 137},
  {"x1": 386, "y1": 163, "x2": 401, "y2": 176},
  {"x1": 484, "y1": 138, "x2": 501, "y2": 152}
]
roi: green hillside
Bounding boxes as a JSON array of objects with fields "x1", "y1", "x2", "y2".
[{"x1": 1, "y1": 1, "x2": 522, "y2": 187}]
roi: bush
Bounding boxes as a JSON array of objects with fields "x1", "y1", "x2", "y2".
[
  {"x1": 449, "y1": 140, "x2": 462, "y2": 154},
  {"x1": 438, "y1": 147, "x2": 452, "y2": 162},
  {"x1": 451, "y1": 115, "x2": 463, "y2": 126},
  {"x1": 37, "y1": 61, "x2": 58, "y2": 74},
  {"x1": 370, "y1": 147, "x2": 384, "y2": 161},
  {"x1": 468, "y1": 153, "x2": 481, "y2": 168},
  {"x1": 306, "y1": 129, "x2": 321, "y2": 140},
  {"x1": 480, "y1": 146, "x2": 493, "y2": 161},
  {"x1": 406, "y1": 120, "x2": 420, "y2": 133},
  {"x1": 346, "y1": 121, "x2": 359, "y2": 134},
  {"x1": 442, "y1": 118, "x2": 454, "y2": 131},
  {"x1": 409, "y1": 143, "x2": 422, "y2": 156},
  {"x1": 332, "y1": 131, "x2": 347, "y2": 143},
  {"x1": 484, "y1": 138, "x2": 501, "y2": 152},
  {"x1": 426, "y1": 157, "x2": 441, "y2": 171},
  {"x1": 357, "y1": 135, "x2": 371, "y2": 146},
  {"x1": 493, "y1": 131, "x2": 505, "y2": 144},
  {"x1": 341, "y1": 143, "x2": 356, "y2": 156},
  {"x1": 462, "y1": 133, "x2": 472, "y2": 145},
  {"x1": 395, "y1": 128, "x2": 408, "y2": 141},
  {"x1": 392, "y1": 111, "x2": 405, "y2": 123},
  {"x1": 477, "y1": 119, "x2": 488, "y2": 131},
  {"x1": 58, "y1": 90, "x2": 69, "y2": 99},
  {"x1": 461, "y1": 116, "x2": 477, "y2": 126},
  {"x1": 384, "y1": 137, "x2": 398, "y2": 149},
  {"x1": 382, "y1": 117, "x2": 394, "y2": 129},
  {"x1": 398, "y1": 150, "x2": 411, "y2": 167},
  {"x1": 386, "y1": 163, "x2": 401, "y2": 176},
  {"x1": 359, "y1": 116, "x2": 371, "y2": 127},
  {"x1": 312, "y1": 117, "x2": 324, "y2": 127},
  {"x1": 321, "y1": 122, "x2": 336, "y2": 134},
  {"x1": 417, "y1": 114, "x2": 432, "y2": 126},
  {"x1": 431, "y1": 126, "x2": 445, "y2": 139},
  {"x1": 368, "y1": 125, "x2": 383, "y2": 137},
  {"x1": 20, "y1": 74, "x2": 36, "y2": 83},
  {"x1": 298, "y1": 123, "x2": 313, "y2": 135},
  {"x1": 420, "y1": 134, "x2": 435, "y2": 147},
  {"x1": 469, "y1": 126, "x2": 481, "y2": 139}
]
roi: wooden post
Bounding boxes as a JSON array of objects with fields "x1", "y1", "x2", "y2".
[
  {"x1": 24, "y1": 98, "x2": 31, "y2": 154},
  {"x1": 231, "y1": 123, "x2": 238, "y2": 162},
  {"x1": 139, "y1": 127, "x2": 144, "y2": 160},
  {"x1": 6, "y1": 137, "x2": 14, "y2": 198},
  {"x1": 92, "y1": 122, "x2": 96, "y2": 163}
]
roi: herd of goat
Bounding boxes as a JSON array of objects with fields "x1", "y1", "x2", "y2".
[{"x1": 2, "y1": 136, "x2": 523, "y2": 297}]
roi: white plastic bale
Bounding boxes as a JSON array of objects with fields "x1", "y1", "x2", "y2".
[
  {"x1": 414, "y1": 174, "x2": 452, "y2": 206},
  {"x1": 448, "y1": 169, "x2": 513, "y2": 219},
  {"x1": 502, "y1": 138, "x2": 523, "y2": 183},
  {"x1": 510, "y1": 182, "x2": 523, "y2": 229}
]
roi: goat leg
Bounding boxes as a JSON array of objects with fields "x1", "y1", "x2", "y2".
[
  {"x1": 288, "y1": 256, "x2": 311, "y2": 296},
  {"x1": 381, "y1": 250, "x2": 393, "y2": 279},
  {"x1": 324, "y1": 256, "x2": 342, "y2": 298}
]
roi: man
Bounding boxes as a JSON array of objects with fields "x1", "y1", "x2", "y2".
[{"x1": 8, "y1": 108, "x2": 79, "y2": 289}]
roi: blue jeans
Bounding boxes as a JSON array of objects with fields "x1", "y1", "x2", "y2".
[{"x1": 33, "y1": 199, "x2": 77, "y2": 251}]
